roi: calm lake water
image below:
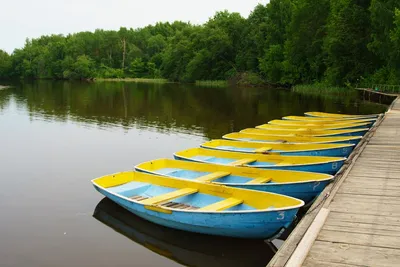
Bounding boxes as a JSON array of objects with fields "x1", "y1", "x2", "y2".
[{"x1": 0, "y1": 81, "x2": 390, "y2": 267}]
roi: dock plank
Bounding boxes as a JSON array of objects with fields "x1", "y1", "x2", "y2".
[
  {"x1": 304, "y1": 241, "x2": 400, "y2": 267},
  {"x1": 268, "y1": 96, "x2": 400, "y2": 267}
]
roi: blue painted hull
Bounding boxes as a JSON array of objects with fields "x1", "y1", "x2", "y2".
[
  {"x1": 318, "y1": 129, "x2": 368, "y2": 137},
  {"x1": 329, "y1": 138, "x2": 361, "y2": 145},
  {"x1": 203, "y1": 145, "x2": 354, "y2": 157},
  {"x1": 174, "y1": 155, "x2": 345, "y2": 175},
  {"x1": 94, "y1": 186, "x2": 299, "y2": 239},
  {"x1": 228, "y1": 180, "x2": 332, "y2": 203}
]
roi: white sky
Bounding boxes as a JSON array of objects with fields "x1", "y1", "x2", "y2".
[{"x1": 0, "y1": 0, "x2": 269, "y2": 54}]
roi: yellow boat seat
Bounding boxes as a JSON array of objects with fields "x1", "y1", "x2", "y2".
[
  {"x1": 140, "y1": 188, "x2": 198, "y2": 205},
  {"x1": 246, "y1": 177, "x2": 272, "y2": 184},
  {"x1": 275, "y1": 162, "x2": 292, "y2": 166},
  {"x1": 196, "y1": 171, "x2": 231, "y2": 182},
  {"x1": 254, "y1": 147, "x2": 272, "y2": 153},
  {"x1": 198, "y1": 198, "x2": 243, "y2": 211},
  {"x1": 229, "y1": 158, "x2": 257, "y2": 166}
]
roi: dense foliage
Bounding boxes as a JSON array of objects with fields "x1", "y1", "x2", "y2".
[{"x1": 1, "y1": 0, "x2": 400, "y2": 86}]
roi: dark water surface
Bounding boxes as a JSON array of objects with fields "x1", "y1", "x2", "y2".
[{"x1": 0, "y1": 81, "x2": 389, "y2": 267}]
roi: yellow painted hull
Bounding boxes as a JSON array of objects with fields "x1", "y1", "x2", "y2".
[
  {"x1": 257, "y1": 123, "x2": 370, "y2": 131},
  {"x1": 240, "y1": 128, "x2": 369, "y2": 137},
  {"x1": 305, "y1": 111, "x2": 381, "y2": 119},
  {"x1": 282, "y1": 116, "x2": 376, "y2": 124},
  {"x1": 223, "y1": 132, "x2": 362, "y2": 145},
  {"x1": 268, "y1": 120, "x2": 373, "y2": 128}
]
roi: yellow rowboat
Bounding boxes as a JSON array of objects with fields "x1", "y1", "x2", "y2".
[
  {"x1": 240, "y1": 127, "x2": 369, "y2": 137},
  {"x1": 268, "y1": 119, "x2": 374, "y2": 129},
  {"x1": 257, "y1": 123, "x2": 371, "y2": 131},
  {"x1": 174, "y1": 147, "x2": 346, "y2": 174},
  {"x1": 223, "y1": 132, "x2": 362, "y2": 145},
  {"x1": 201, "y1": 139, "x2": 354, "y2": 157},
  {"x1": 305, "y1": 111, "x2": 381, "y2": 119},
  {"x1": 135, "y1": 158, "x2": 334, "y2": 203},
  {"x1": 92, "y1": 171, "x2": 304, "y2": 239},
  {"x1": 282, "y1": 116, "x2": 376, "y2": 124}
]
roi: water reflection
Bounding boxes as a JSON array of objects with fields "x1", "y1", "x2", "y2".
[
  {"x1": 93, "y1": 198, "x2": 276, "y2": 267},
  {"x1": 1, "y1": 81, "x2": 389, "y2": 139}
]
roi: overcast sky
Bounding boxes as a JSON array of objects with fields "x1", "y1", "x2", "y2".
[{"x1": 0, "y1": 0, "x2": 269, "y2": 53}]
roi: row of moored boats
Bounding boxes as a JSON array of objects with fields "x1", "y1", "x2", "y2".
[{"x1": 92, "y1": 111, "x2": 381, "y2": 239}]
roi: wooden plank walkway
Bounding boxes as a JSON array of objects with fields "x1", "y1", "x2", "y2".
[{"x1": 269, "y1": 97, "x2": 400, "y2": 267}]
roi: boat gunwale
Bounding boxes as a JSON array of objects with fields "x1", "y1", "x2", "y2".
[
  {"x1": 256, "y1": 124, "x2": 371, "y2": 131},
  {"x1": 134, "y1": 159, "x2": 335, "y2": 187},
  {"x1": 238, "y1": 128, "x2": 369, "y2": 137},
  {"x1": 222, "y1": 134, "x2": 362, "y2": 145},
  {"x1": 172, "y1": 151, "x2": 347, "y2": 169},
  {"x1": 91, "y1": 174, "x2": 305, "y2": 214},
  {"x1": 281, "y1": 116, "x2": 377, "y2": 123},
  {"x1": 200, "y1": 140, "x2": 355, "y2": 154},
  {"x1": 304, "y1": 111, "x2": 381, "y2": 118}
]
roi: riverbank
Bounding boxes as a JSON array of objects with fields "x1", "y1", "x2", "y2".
[{"x1": 94, "y1": 78, "x2": 170, "y2": 83}]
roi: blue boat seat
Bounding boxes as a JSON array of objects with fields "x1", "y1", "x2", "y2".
[
  {"x1": 196, "y1": 171, "x2": 231, "y2": 182},
  {"x1": 140, "y1": 188, "x2": 198, "y2": 205},
  {"x1": 198, "y1": 198, "x2": 243, "y2": 211}
]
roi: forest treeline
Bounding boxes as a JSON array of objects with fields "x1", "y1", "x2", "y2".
[{"x1": 0, "y1": 0, "x2": 399, "y2": 87}]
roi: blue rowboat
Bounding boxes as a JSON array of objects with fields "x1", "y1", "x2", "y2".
[
  {"x1": 91, "y1": 171, "x2": 304, "y2": 239},
  {"x1": 240, "y1": 127, "x2": 369, "y2": 137},
  {"x1": 223, "y1": 132, "x2": 362, "y2": 145},
  {"x1": 201, "y1": 139, "x2": 355, "y2": 157},
  {"x1": 135, "y1": 158, "x2": 334, "y2": 203},
  {"x1": 304, "y1": 111, "x2": 381, "y2": 119},
  {"x1": 94, "y1": 198, "x2": 276, "y2": 266},
  {"x1": 174, "y1": 148, "x2": 346, "y2": 175}
]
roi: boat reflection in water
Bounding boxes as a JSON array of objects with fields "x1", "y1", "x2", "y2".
[{"x1": 93, "y1": 198, "x2": 277, "y2": 267}]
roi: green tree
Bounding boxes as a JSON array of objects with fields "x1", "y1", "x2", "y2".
[
  {"x1": 129, "y1": 58, "x2": 147, "y2": 77},
  {"x1": 0, "y1": 50, "x2": 12, "y2": 79},
  {"x1": 73, "y1": 55, "x2": 95, "y2": 79},
  {"x1": 281, "y1": 0, "x2": 329, "y2": 84},
  {"x1": 324, "y1": 0, "x2": 373, "y2": 85}
]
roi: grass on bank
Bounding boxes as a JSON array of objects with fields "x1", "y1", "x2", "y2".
[
  {"x1": 195, "y1": 80, "x2": 228, "y2": 87},
  {"x1": 292, "y1": 84, "x2": 351, "y2": 95}
]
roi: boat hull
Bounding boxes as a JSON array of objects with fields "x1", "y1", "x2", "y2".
[
  {"x1": 202, "y1": 145, "x2": 354, "y2": 157},
  {"x1": 228, "y1": 180, "x2": 331, "y2": 204},
  {"x1": 174, "y1": 155, "x2": 345, "y2": 175},
  {"x1": 304, "y1": 112, "x2": 380, "y2": 119},
  {"x1": 94, "y1": 185, "x2": 299, "y2": 239}
]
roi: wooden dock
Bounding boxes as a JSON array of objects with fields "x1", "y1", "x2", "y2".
[{"x1": 268, "y1": 96, "x2": 400, "y2": 267}]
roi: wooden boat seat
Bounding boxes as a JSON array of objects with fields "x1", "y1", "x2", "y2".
[
  {"x1": 276, "y1": 140, "x2": 288, "y2": 143},
  {"x1": 254, "y1": 147, "x2": 272, "y2": 153},
  {"x1": 140, "y1": 188, "x2": 198, "y2": 205},
  {"x1": 162, "y1": 201, "x2": 199, "y2": 210},
  {"x1": 229, "y1": 158, "x2": 257, "y2": 166},
  {"x1": 196, "y1": 171, "x2": 231, "y2": 182},
  {"x1": 198, "y1": 198, "x2": 244, "y2": 212},
  {"x1": 246, "y1": 177, "x2": 272, "y2": 184}
]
